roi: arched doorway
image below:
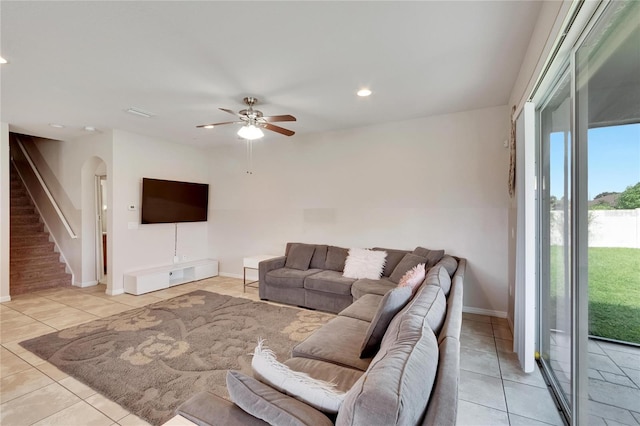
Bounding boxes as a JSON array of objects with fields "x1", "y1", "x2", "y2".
[{"x1": 81, "y1": 157, "x2": 108, "y2": 287}]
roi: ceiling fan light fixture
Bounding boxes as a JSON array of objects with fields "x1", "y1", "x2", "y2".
[{"x1": 237, "y1": 124, "x2": 264, "y2": 140}]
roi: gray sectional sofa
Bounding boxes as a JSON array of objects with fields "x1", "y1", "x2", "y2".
[
  {"x1": 259, "y1": 243, "x2": 446, "y2": 313},
  {"x1": 177, "y1": 246, "x2": 466, "y2": 426}
]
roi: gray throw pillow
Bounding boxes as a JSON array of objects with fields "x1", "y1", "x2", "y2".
[
  {"x1": 412, "y1": 246, "x2": 431, "y2": 258},
  {"x1": 389, "y1": 253, "x2": 427, "y2": 283},
  {"x1": 413, "y1": 247, "x2": 445, "y2": 268},
  {"x1": 226, "y1": 371, "x2": 334, "y2": 426},
  {"x1": 325, "y1": 246, "x2": 348, "y2": 272},
  {"x1": 310, "y1": 245, "x2": 328, "y2": 269},
  {"x1": 372, "y1": 248, "x2": 409, "y2": 277},
  {"x1": 359, "y1": 286, "x2": 413, "y2": 358},
  {"x1": 285, "y1": 243, "x2": 315, "y2": 271}
]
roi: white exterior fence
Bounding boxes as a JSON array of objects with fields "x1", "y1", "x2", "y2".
[{"x1": 551, "y1": 209, "x2": 640, "y2": 248}]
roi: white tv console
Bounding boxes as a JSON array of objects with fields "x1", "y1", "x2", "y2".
[{"x1": 123, "y1": 259, "x2": 219, "y2": 295}]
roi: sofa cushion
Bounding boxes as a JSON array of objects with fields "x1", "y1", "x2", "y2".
[
  {"x1": 336, "y1": 310, "x2": 440, "y2": 426},
  {"x1": 415, "y1": 284, "x2": 448, "y2": 336},
  {"x1": 342, "y1": 248, "x2": 386, "y2": 280},
  {"x1": 351, "y1": 278, "x2": 396, "y2": 300},
  {"x1": 389, "y1": 253, "x2": 428, "y2": 283},
  {"x1": 292, "y1": 316, "x2": 372, "y2": 371},
  {"x1": 310, "y1": 245, "x2": 328, "y2": 269},
  {"x1": 438, "y1": 255, "x2": 458, "y2": 277},
  {"x1": 266, "y1": 268, "x2": 322, "y2": 288},
  {"x1": 360, "y1": 286, "x2": 413, "y2": 358},
  {"x1": 438, "y1": 260, "x2": 464, "y2": 343},
  {"x1": 285, "y1": 243, "x2": 315, "y2": 271},
  {"x1": 412, "y1": 246, "x2": 445, "y2": 268},
  {"x1": 425, "y1": 264, "x2": 452, "y2": 296},
  {"x1": 284, "y1": 357, "x2": 364, "y2": 394},
  {"x1": 372, "y1": 248, "x2": 409, "y2": 277},
  {"x1": 325, "y1": 246, "x2": 349, "y2": 272},
  {"x1": 226, "y1": 370, "x2": 333, "y2": 426},
  {"x1": 251, "y1": 340, "x2": 345, "y2": 413},
  {"x1": 339, "y1": 294, "x2": 383, "y2": 322},
  {"x1": 304, "y1": 270, "x2": 355, "y2": 296},
  {"x1": 177, "y1": 390, "x2": 269, "y2": 426}
]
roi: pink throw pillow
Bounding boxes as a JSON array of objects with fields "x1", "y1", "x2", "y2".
[{"x1": 398, "y1": 263, "x2": 426, "y2": 293}]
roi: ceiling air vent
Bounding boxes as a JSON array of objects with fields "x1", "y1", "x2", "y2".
[{"x1": 125, "y1": 107, "x2": 155, "y2": 118}]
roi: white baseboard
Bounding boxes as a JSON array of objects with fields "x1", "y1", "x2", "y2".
[
  {"x1": 74, "y1": 280, "x2": 98, "y2": 288},
  {"x1": 219, "y1": 272, "x2": 244, "y2": 280},
  {"x1": 463, "y1": 306, "x2": 507, "y2": 318},
  {"x1": 0, "y1": 295, "x2": 11, "y2": 303}
]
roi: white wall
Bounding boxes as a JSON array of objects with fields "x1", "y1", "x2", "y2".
[
  {"x1": 109, "y1": 130, "x2": 210, "y2": 295},
  {"x1": 0, "y1": 123, "x2": 10, "y2": 302},
  {"x1": 208, "y1": 105, "x2": 511, "y2": 315},
  {"x1": 30, "y1": 132, "x2": 113, "y2": 285}
]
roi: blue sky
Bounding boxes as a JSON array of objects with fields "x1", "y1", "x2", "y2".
[{"x1": 549, "y1": 123, "x2": 640, "y2": 199}]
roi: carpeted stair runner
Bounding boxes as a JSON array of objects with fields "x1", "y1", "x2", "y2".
[{"x1": 9, "y1": 165, "x2": 71, "y2": 295}]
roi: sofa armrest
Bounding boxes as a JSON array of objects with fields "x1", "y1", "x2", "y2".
[
  {"x1": 259, "y1": 256, "x2": 286, "y2": 298},
  {"x1": 422, "y1": 337, "x2": 460, "y2": 426},
  {"x1": 176, "y1": 391, "x2": 268, "y2": 426}
]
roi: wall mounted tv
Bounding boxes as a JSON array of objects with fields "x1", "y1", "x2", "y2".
[{"x1": 141, "y1": 178, "x2": 209, "y2": 224}]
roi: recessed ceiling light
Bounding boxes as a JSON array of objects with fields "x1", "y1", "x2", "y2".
[
  {"x1": 125, "y1": 107, "x2": 155, "y2": 118},
  {"x1": 49, "y1": 123, "x2": 65, "y2": 128},
  {"x1": 84, "y1": 126, "x2": 97, "y2": 132},
  {"x1": 203, "y1": 125, "x2": 214, "y2": 129},
  {"x1": 0, "y1": 56, "x2": 7, "y2": 64},
  {"x1": 357, "y1": 88, "x2": 372, "y2": 97}
]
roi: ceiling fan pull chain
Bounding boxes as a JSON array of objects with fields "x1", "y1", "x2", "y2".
[{"x1": 246, "y1": 139, "x2": 253, "y2": 175}]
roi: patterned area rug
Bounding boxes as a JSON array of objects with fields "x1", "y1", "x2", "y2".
[{"x1": 20, "y1": 290, "x2": 333, "y2": 425}]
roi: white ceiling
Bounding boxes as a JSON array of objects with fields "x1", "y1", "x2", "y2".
[{"x1": 1, "y1": 1, "x2": 542, "y2": 147}]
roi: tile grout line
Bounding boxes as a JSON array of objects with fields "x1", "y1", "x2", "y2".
[{"x1": 492, "y1": 331, "x2": 514, "y2": 425}]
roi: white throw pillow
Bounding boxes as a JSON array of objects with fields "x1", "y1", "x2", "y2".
[
  {"x1": 251, "y1": 340, "x2": 346, "y2": 413},
  {"x1": 342, "y1": 248, "x2": 387, "y2": 280}
]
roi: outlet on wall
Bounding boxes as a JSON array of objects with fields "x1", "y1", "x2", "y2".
[{"x1": 182, "y1": 255, "x2": 188, "y2": 261}]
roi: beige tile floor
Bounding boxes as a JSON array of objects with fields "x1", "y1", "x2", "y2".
[
  {"x1": 0, "y1": 277, "x2": 564, "y2": 426},
  {"x1": 457, "y1": 313, "x2": 564, "y2": 425}
]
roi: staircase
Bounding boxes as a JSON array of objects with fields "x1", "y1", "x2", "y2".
[{"x1": 9, "y1": 165, "x2": 72, "y2": 295}]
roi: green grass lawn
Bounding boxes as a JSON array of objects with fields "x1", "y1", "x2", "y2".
[
  {"x1": 549, "y1": 246, "x2": 640, "y2": 344},
  {"x1": 588, "y1": 247, "x2": 640, "y2": 343}
]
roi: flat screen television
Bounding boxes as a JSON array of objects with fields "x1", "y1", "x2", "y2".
[{"x1": 141, "y1": 178, "x2": 209, "y2": 224}]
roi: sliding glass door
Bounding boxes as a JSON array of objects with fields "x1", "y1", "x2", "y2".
[
  {"x1": 539, "y1": 70, "x2": 573, "y2": 418},
  {"x1": 537, "y1": 1, "x2": 639, "y2": 424}
]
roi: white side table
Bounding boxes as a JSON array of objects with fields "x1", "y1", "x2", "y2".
[{"x1": 243, "y1": 254, "x2": 280, "y2": 292}]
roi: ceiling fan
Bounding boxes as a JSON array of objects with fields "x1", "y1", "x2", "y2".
[{"x1": 197, "y1": 97, "x2": 296, "y2": 140}]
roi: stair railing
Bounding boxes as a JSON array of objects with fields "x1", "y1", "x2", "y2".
[{"x1": 14, "y1": 139, "x2": 78, "y2": 239}]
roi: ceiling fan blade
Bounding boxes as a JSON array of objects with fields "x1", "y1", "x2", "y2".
[
  {"x1": 263, "y1": 123, "x2": 295, "y2": 136},
  {"x1": 196, "y1": 121, "x2": 240, "y2": 128},
  {"x1": 262, "y1": 114, "x2": 297, "y2": 123},
  {"x1": 219, "y1": 108, "x2": 242, "y2": 118}
]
